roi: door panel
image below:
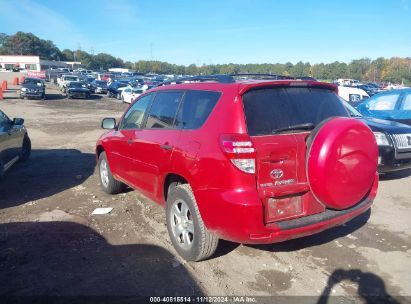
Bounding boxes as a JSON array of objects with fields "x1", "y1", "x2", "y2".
[
  {"x1": 131, "y1": 91, "x2": 184, "y2": 201},
  {"x1": 110, "y1": 93, "x2": 154, "y2": 187}
]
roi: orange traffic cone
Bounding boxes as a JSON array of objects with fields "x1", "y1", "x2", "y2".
[
  {"x1": 0, "y1": 88, "x2": 3, "y2": 100},
  {"x1": 1, "y1": 80, "x2": 7, "y2": 90},
  {"x1": 20, "y1": 76, "x2": 25, "y2": 83},
  {"x1": 13, "y1": 77, "x2": 19, "y2": 85}
]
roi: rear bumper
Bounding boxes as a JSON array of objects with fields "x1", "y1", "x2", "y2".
[{"x1": 195, "y1": 174, "x2": 378, "y2": 244}]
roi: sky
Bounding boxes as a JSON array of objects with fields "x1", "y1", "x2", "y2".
[{"x1": 0, "y1": 0, "x2": 410, "y2": 66}]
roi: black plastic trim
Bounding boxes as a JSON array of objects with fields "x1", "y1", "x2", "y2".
[{"x1": 275, "y1": 198, "x2": 372, "y2": 231}]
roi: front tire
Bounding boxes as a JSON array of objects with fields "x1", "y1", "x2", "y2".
[
  {"x1": 166, "y1": 184, "x2": 219, "y2": 261},
  {"x1": 98, "y1": 151, "x2": 125, "y2": 194},
  {"x1": 19, "y1": 135, "x2": 31, "y2": 162}
]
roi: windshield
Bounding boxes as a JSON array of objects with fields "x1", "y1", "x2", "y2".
[
  {"x1": 23, "y1": 79, "x2": 43, "y2": 85},
  {"x1": 65, "y1": 76, "x2": 78, "y2": 81},
  {"x1": 69, "y1": 82, "x2": 86, "y2": 88},
  {"x1": 243, "y1": 87, "x2": 349, "y2": 136},
  {"x1": 94, "y1": 81, "x2": 106, "y2": 86}
]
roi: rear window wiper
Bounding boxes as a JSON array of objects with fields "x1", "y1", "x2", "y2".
[{"x1": 272, "y1": 123, "x2": 315, "y2": 134}]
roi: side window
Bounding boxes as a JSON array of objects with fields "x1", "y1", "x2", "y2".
[
  {"x1": 176, "y1": 90, "x2": 221, "y2": 129},
  {"x1": 0, "y1": 110, "x2": 10, "y2": 126},
  {"x1": 120, "y1": 94, "x2": 153, "y2": 130},
  {"x1": 145, "y1": 91, "x2": 183, "y2": 129},
  {"x1": 400, "y1": 93, "x2": 411, "y2": 110},
  {"x1": 368, "y1": 94, "x2": 399, "y2": 111}
]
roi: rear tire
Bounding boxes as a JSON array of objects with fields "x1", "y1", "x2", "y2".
[
  {"x1": 98, "y1": 151, "x2": 125, "y2": 194},
  {"x1": 166, "y1": 184, "x2": 219, "y2": 261}
]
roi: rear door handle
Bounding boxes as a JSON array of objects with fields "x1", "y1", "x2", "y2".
[
  {"x1": 127, "y1": 139, "x2": 137, "y2": 144},
  {"x1": 160, "y1": 145, "x2": 173, "y2": 150}
]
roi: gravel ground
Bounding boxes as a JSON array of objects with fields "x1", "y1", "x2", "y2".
[{"x1": 0, "y1": 83, "x2": 410, "y2": 303}]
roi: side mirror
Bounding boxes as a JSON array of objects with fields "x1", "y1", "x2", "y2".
[
  {"x1": 13, "y1": 118, "x2": 24, "y2": 125},
  {"x1": 101, "y1": 118, "x2": 116, "y2": 129}
]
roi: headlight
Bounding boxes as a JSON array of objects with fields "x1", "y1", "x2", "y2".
[
  {"x1": 374, "y1": 132, "x2": 390, "y2": 146},
  {"x1": 21, "y1": 87, "x2": 27, "y2": 91}
]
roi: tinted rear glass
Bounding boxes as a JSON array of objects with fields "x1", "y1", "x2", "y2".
[
  {"x1": 243, "y1": 87, "x2": 348, "y2": 136},
  {"x1": 145, "y1": 91, "x2": 183, "y2": 129}
]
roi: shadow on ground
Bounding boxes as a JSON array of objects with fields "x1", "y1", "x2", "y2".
[
  {"x1": 318, "y1": 268, "x2": 400, "y2": 304},
  {"x1": 380, "y1": 169, "x2": 411, "y2": 181},
  {"x1": 0, "y1": 149, "x2": 95, "y2": 208},
  {"x1": 0, "y1": 221, "x2": 202, "y2": 296}
]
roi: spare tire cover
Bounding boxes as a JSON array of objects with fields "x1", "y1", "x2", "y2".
[{"x1": 307, "y1": 117, "x2": 378, "y2": 210}]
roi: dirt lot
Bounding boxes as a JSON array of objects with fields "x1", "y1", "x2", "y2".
[{"x1": 0, "y1": 83, "x2": 410, "y2": 302}]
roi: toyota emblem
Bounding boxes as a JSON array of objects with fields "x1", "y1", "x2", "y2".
[{"x1": 270, "y1": 169, "x2": 283, "y2": 179}]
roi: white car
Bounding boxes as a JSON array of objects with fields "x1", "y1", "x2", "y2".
[
  {"x1": 58, "y1": 74, "x2": 80, "y2": 92},
  {"x1": 121, "y1": 87, "x2": 145, "y2": 103},
  {"x1": 338, "y1": 86, "x2": 369, "y2": 107}
]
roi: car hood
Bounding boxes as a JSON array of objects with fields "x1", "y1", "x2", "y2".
[
  {"x1": 357, "y1": 117, "x2": 411, "y2": 134},
  {"x1": 68, "y1": 87, "x2": 89, "y2": 92}
]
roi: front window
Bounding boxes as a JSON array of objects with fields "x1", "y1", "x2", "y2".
[
  {"x1": 95, "y1": 81, "x2": 106, "y2": 86},
  {"x1": 243, "y1": 87, "x2": 349, "y2": 136},
  {"x1": 23, "y1": 78, "x2": 43, "y2": 86},
  {"x1": 65, "y1": 76, "x2": 78, "y2": 82},
  {"x1": 69, "y1": 82, "x2": 86, "y2": 88},
  {"x1": 0, "y1": 110, "x2": 10, "y2": 127},
  {"x1": 120, "y1": 94, "x2": 154, "y2": 130}
]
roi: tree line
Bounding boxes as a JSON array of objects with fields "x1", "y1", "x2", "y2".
[{"x1": 1, "y1": 31, "x2": 410, "y2": 84}]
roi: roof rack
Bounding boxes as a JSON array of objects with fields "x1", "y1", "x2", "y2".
[
  {"x1": 157, "y1": 73, "x2": 295, "y2": 86},
  {"x1": 158, "y1": 74, "x2": 235, "y2": 86},
  {"x1": 231, "y1": 73, "x2": 295, "y2": 80}
]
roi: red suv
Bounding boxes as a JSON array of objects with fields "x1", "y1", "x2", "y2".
[{"x1": 96, "y1": 75, "x2": 379, "y2": 261}]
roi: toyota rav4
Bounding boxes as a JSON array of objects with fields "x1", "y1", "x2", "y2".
[{"x1": 96, "y1": 75, "x2": 379, "y2": 261}]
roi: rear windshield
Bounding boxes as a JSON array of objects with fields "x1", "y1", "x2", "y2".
[
  {"x1": 243, "y1": 87, "x2": 349, "y2": 136},
  {"x1": 65, "y1": 76, "x2": 78, "y2": 81}
]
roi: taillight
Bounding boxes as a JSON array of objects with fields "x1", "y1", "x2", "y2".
[{"x1": 220, "y1": 134, "x2": 256, "y2": 174}]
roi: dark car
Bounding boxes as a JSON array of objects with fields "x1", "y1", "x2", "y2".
[
  {"x1": 107, "y1": 82, "x2": 128, "y2": 98},
  {"x1": 96, "y1": 75, "x2": 378, "y2": 262},
  {"x1": 0, "y1": 109, "x2": 31, "y2": 177},
  {"x1": 84, "y1": 77, "x2": 96, "y2": 88},
  {"x1": 357, "y1": 89, "x2": 411, "y2": 126},
  {"x1": 357, "y1": 84, "x2": 378, "y2": 96},
  {"x1": 65, "y1": 82, "x2": 90, "y2": 99},
  {"x1": 344, "y1": 100, "x2": 411, "y2": 173},
  {"x1": 20, "y1": 78, "x2": 46, "y2": 100},
  {"x1": 90, "y1": 80, "x2": 108, "y2": 94}
]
